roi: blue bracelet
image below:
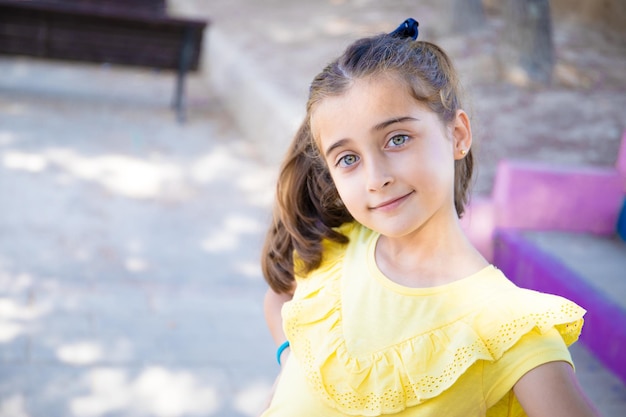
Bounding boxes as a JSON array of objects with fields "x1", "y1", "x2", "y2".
[{"x1": 276, "y1": 341, "x2": 290, "y2": 365}]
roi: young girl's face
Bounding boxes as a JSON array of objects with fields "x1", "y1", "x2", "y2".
[{"x1": 311, "y1": 75, "x2": 470, "y2": 239}]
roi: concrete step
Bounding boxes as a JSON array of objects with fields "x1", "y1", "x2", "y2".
[{"x1": 494, "y1": 229, "x2": 626, "y2": 388}]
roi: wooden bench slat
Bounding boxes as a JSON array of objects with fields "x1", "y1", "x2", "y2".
[
  {"x1": 0, "y1": 1, "x2": 206, "y2": 27},
  {"x1": 0, "y1": 6, "x2": 205, "y2": 70},
  {"x1": 31, "y1": 0, "x2": 167, "y2": 14}
]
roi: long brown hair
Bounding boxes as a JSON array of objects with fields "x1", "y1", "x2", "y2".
[{"x1": 262, "y1": 34, "x2": 474, "y2": 293}]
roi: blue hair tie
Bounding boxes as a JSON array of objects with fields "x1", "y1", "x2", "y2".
[{"x1": 389, "y1": 18, "x2": 419, "y2": 40}]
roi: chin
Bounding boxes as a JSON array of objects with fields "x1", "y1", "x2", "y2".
[{"x1": 363, "y1": 220, "x2": 424, "y2": 239}]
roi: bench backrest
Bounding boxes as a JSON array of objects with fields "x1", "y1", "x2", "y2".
[
  {"x1": 24, "y1": 0, "x2": 167, "y2": 14},
  {"x1": 0, "y1": 1, "x2": 207, "y2": 70}
]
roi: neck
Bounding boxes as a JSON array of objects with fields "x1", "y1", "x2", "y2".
[{"x1": 374, "y1": 214, "x2": 487, "y2": 288}]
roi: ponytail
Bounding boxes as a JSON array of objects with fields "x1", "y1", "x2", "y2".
[{"x1": 261, "y1": 121, "x2": 351, "y2": 293}]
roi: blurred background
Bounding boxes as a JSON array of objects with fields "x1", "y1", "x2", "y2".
[{"x1": 0, "y1": 0, "x2": 625, "y2": 416}]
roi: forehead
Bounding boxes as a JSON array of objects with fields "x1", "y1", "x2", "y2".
[
  {"x1": 314, "y1": 74, "x2": 412, "y2": 113},
  {"x1": 310, "y1": 75, "x2": 424, "y2": 143}
]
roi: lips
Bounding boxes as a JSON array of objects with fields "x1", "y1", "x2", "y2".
[{"x1": 370, "y1": 191, "x2": 414, "y2": 210}]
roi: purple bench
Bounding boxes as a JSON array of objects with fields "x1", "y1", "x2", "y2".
[
  {"x1": 462, "y1": 130, "x2": 626, "y2": 384},
  {"x1": 494, "y1": 230, "x2": 626, "y2": 385},
  {"x1": 463, "y1": 130, "x2": 626, "y2": 260}
]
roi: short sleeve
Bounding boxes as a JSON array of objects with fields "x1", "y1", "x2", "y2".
[{"x1": 483, "y1": 327, "x2": 573, "y2": 411}]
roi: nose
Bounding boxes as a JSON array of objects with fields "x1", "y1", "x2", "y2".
[{"x1": 365, "y1": 157, "x2": 394, "y2": 191}]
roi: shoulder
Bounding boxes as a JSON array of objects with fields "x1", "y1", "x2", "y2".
[
  {"x1": 325, "y1": 221, "x2": 377, "y2": 256},
  {"x1": 330, "y1": 221, "x2": 371, "y2": 242},
  {"x1": 297, "y1": 222, "x2": 373, "y2": 278},
  {"x1": 466, "y1": 267, "x2": 586, "y2": 349}
]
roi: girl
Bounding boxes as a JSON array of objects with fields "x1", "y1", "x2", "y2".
[{"x1": 260, "y1": 18, "x2": 599, "y2": 417}]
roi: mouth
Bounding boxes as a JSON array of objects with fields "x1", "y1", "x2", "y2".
[{"x1": 370, "y1": 191, "x2": 414, "y2": 211}]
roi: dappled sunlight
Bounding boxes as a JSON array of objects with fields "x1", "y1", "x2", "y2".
[
  {"x1": 201, "y1": 233, "x2": 238, "y2": 252},
  {"x1": 0, "y1": 394, "x2": 29, "y2": 417},
  {"x1": 2, "y1": 150, "x2": 47, "y2": 172},
  {"x1": 57, "y1": 341, "x2": 104, "y2": 365},
  {"x1": 0, "y1": 296, "x2": 51, "y2": 343},
  {"x1": 1, "y1": 145, "x2": 275, "y2": 204},
  {"x1": 200, "y1": 214, "x2": 264, "y2": 253},
  {"x1": 0, "y1": 320, "x2": 22, "y2": 343},
  {"x1": 47, "y1": 149, "x2": 184, "y2": 199},
  {"x1": 237, "y1": 167, "x2": 277, "y2": 208},
  {"x1": 0, "y1": 271, "x2": 34, "y2": 295},
  {"x1": 223, "y1": 214, "x2": 264, "y2": 234},
  {"x1": 188, "y1": 147, "x2": 243, "y2": 184},
  {"x1": 55, "y1": 339, "x2": 136, "y2": 365},
  {"x1": 233, "y1": 380, "x2": 273, "y2": 416},
  {"x1": 1, "y1": 51, "x2": 278, "y2": 417},
  {"x1": 0, "y1": 131, "x2": 16, "y2": 146},
  {"x1": 71, "y1": 366, "x2": 220, "y2": 417},
  {"x1": 2, "y1": 148, "x2": 184, "y2": 199},
  {"x1": 235, "y1": 261, "x2": 263, "y2": 280},
  {"x1": 124, "y1": 256, "x2": 149, "y2": 273}
]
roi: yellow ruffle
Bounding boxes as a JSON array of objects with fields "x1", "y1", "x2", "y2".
[{"x1": 283, "y1": 233, "x2": 585, "y2": 416}]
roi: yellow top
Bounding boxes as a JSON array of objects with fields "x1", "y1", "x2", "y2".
[{"x1": 262, "y1": 223, "x2": 585, "y2": 417}]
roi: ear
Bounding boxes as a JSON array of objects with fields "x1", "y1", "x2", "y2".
[{"x1": 452, "y1": 110, "x2": 472, "y2": 160}]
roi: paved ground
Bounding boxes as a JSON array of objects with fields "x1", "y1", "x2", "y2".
[
  {"x1": 0, "y1": 60, "x2": 277, "y2": 416},
  {"x1": 0, "y1": 1, "x2": 625, "y2": 416}
]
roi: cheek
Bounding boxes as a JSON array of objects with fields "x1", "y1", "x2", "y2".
[
  {"x1": 420, "y1": 140, "x2": 456, "y2": 176},
  {"x1": 330, "y1": 175, "x2": 360, "y2": 208},
  {"x1": 330, "y1": 174, "x2": 348, "y2": 198},
  {"x1": 402, "y1": 152, "x2": 455, "y2": 191}
]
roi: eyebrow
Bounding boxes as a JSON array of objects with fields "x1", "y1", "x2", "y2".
[
  {"x1": 324, "y1": 138, "x2": 349, "y2": 158},
  {"x1": 372, "y1": 116, "x2": 419, "y2": 132}
]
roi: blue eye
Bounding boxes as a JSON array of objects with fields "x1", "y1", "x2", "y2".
[
  {"x1": 338, "y1": 154, "x2": 359, "y2": 167},
  {"x1": 388, "y1": 135, "x2": 409, "y2": 147}
]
